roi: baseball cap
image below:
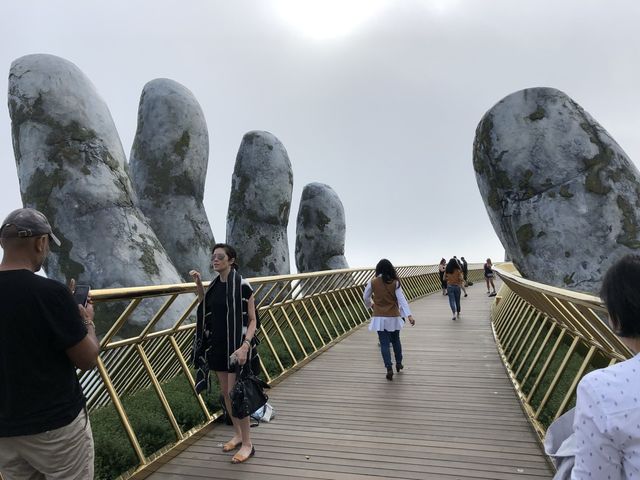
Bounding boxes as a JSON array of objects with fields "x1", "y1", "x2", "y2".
[{"x1": 0, "y1": 208, "x2": 61, "y2": 246}]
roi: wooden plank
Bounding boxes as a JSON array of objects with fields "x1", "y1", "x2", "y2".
[{"x1": 144, "y1": 280, "x2": 553, "y2": 479}]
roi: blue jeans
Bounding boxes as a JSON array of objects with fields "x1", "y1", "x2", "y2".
[
  {"x1": 377, "y1": 330, "x2": 402, "y2": 368},
  {"x1": 447, "y1": 285, "x2": 461, "y2": 314}
]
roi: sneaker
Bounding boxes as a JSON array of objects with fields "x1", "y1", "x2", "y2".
[
  {"x1": 396, "y1": 363, "x2": 404, "y2": 373},
  {"x1": 489, "y1": 292, "x2": 497, "y2": 297},
  {"x1": 464, "y1": 293, "x2": 468, "y2": 297},
  {"x1": 386, "y1": 367, "x2": 394, "y2": 381},
  {"x1": 452, "y1": 316, "x2": 456, "y2": 321},
  {"x1": 486, "y1": 291, "x2": 490, "y2": 294}
]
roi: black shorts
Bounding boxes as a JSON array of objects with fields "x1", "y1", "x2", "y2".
[{"x1": 208, "y1": 348, "x2": 233, "y2": 373}]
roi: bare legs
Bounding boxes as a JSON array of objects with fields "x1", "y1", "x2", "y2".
[
  {"x1": 485, "y1": 277, "x2": 496, "y2": 295},
  {"x1": 216, "y1": 371, "x2": 252, "y2": 457}
]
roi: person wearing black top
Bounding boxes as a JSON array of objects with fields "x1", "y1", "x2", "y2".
[
  {"x1": 484, "y1": 258, "x2": 497, "y2": 296},
  {"x1": 0, "y1": 208, "x2": 99, "y2": 480},
  {"x1": 190, "y1": 243, "x2": 258, "y2": 464},
  {"x1": 460, "y1": 256, "x2": 469, "y2": 285},
  {"x1": 438, "y1": 258, "x2": 447, "y2": 295}
]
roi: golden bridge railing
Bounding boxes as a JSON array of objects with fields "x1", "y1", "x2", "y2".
[
  {"x1": 80, "y1": 263, "x2": 484, "y2": 480},
  {"x1": 491, "y1": 264, "x2": 633, "y2": 441}
]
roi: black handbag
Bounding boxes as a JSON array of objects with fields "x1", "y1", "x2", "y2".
[{"x1": 229, "y1": 360, "x2": 270, "y2": 419}]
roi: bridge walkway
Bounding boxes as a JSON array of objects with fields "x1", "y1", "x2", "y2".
[{"x1": 137, "y1": 279, "x2": 554, "y2": 479}]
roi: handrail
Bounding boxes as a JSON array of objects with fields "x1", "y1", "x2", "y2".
[
  {"x1": 490, "y1": 264, "x2": 632, "y2": 441},
  {"x1": 78, "y1": 264, "x2": 486, "y2": 479}
]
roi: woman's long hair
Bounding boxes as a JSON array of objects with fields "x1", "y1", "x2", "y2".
[
  {"x1": 445, "y1": 258, "x2": 460, "y2": 274},
  {"x1": 375, "y1": 258, "x2": 399, "y2": 284}
]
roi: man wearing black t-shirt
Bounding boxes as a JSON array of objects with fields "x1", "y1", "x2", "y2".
[{"x1": 0, "y1": 208, "x2": 100, "y2": 480}]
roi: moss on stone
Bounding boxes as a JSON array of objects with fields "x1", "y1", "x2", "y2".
[
  {"x1": 137, "y1": 233, "x2": 163, "y2": 276},
  {"x1": 580, "y1": 122, "x2": 613, "y2": 195},
  {"x1": 559, "y1": 186, "x2": 573, "y2": 198},
  {"x1": 547, "y1": 191, "x2": 557, "y2": 198},
  {"x1": 299, "y1": 205, "x2": 313, "y2": 230},
  {"x1": 616, "y1": 195, "x2": 640, "y2": 249},
  {"x1": 516, "y1": 223, "x2": 534, "y2": 255},
  {"x1": 138, "y1": 245, "x2": 160, "y2": 276},
  {"x1": 245, "y1": 236, "x2": 273, "y2": 272},
  {"x1": 563, "y1": 272, "x2": 575, "y2": 285},
  {"x1": 537, "y1": 231, "x2": 547, "y2": 238},
  {"x1": 173, "y1": 131, "x2": 190, "y2": 159},
  {"x1": 316, "y1": 210, "x2": 331, "y2": 232},
  {"x1": 472, "y1": 115, "x2": 493, "y2": 175},
  {"x1": 564, "y1": 251, "x2": 571, "y2": 258},
  {"x1": 528, "y1": 106, "x2": 546, "y2": 121}
]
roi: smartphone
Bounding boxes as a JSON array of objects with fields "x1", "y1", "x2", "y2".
[{"x1": 73, "y1": 284, "x2": 91, "y2": 307}]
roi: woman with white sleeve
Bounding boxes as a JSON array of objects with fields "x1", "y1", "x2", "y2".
[
  {"x1": 363, "y1": 259, "x2": 415, "y2": 381},
  {"x1": 571, "y1": 254, "x2": 640, "y2": 479}
]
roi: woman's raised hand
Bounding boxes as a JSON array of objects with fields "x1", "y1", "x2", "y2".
[
  {"x1": 189, "y1": 270, "x2": 202, "y2": 284},
  {"x1": 408, "y1": 315, "x2": 416, "y2": 326},
  {"x1": 189, "y1": 270, "x2": 205, "y2": 302}
]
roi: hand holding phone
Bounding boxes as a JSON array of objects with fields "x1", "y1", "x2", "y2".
[{"x1": 73, "y1": 285, "x2": 91, "y2": 307}]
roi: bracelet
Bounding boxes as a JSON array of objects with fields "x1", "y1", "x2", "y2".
[
  {"x1": 243, "y1": 339, "x2": 251, "y2": 348},
  {"x1": 83, "y1": 319, "x2": 95, "y2": 328}
]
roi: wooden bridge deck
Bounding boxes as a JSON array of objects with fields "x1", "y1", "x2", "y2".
[{"x1": 139, "y1": 280, "x2": 553, "y2": 479}]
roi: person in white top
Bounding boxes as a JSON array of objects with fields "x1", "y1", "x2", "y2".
[
  {"x1": 363, "y1": 259, "x2": 415, "y2": 381},
  {"x1": 572, "y1": 254, "x2": 640, "y2": 479}
]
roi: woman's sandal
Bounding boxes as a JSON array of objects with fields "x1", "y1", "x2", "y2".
[
  {"x1": 222, "y1": 439, "x2": 242, "y2": 452},
  {"x1": 231, "y1": 446, "x2": 255, "y2": 464}
]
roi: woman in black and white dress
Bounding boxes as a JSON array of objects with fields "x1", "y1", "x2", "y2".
[{"x1": 190, "y1": 243, "x2": 257, "y2": 464}]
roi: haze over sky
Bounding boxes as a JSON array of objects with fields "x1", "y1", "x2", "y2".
[{"x1": 1, "y1": 0, "x2": 639, "y2": 270}]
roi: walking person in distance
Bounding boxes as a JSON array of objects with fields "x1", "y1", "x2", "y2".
[
  {"x1": 363, "y1": 259, "x2": 415, "y2": 381},
  {"x1": 484, "y1": 258, "x2": 497, "y2": 296},
  {"x1": 438, "y1": 258, "x2": 447, "y2": 295},
  {"x1": 444, "y1": 258, "x2": 464, "y2": 320}
]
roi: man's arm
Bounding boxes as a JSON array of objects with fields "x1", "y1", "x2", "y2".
[{"x1": 66, "y1": 303, "x2": 100, "y2": 371}]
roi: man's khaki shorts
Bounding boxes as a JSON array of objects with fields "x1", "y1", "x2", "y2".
[{"x1": 0, "y1": 409, "x2": 94, "y2": 480}]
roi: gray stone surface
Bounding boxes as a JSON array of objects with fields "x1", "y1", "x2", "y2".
[
  {"x1": 473, "y1": 87, "x2": 640, "y2": 294},
  {"x1": 295, "y1": 182, "x2": 348, "y2": 272},
  {"x1": 8, "y1": 54, "x2": 190, "y2": 329},
  {"x1": 129, "y1": 78, "x2": 214, "y2": 280},
  {"x1": 226, "y1": 131, "x2": 293, "y2": 278}
]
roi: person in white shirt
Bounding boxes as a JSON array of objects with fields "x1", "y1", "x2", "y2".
[
  {"x1": 572, "y1": 254, "x2": 640, "y2": 479},
  {"x1": 363, "y1": 259, "x2": 415, "y2": 381}
]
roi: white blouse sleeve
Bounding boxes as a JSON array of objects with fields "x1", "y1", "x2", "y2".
[
  {"x1": 395, "y1": 282, "x2": 412, "y2": 318},
  {"x1": 571, "y1": 375, "x2": 624, "y2": 479},
  {"x1": 363, "y1": 280, "x2": 373, "y2": 309}
]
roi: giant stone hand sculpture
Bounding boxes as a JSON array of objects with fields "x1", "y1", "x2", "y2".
[
  {"x1": 226, "y1": 131, "x2": 293, "y2": 278},
  {"x1": 129, "y1": 78, "x2": 214, "y2": 280},
  {"x1": 295, "y1": 182, "x2": 348, "y2": 272},
  {"x1": 9, "y1": 54, "x2": 190, "y2": 330},
  {"x1": 474, "y1": 87, "x2": 640, "y2": 293}
]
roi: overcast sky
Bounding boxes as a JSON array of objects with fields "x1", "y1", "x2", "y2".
[{"x1": 1, "y1": 0, "x2": 639, "y2": 270}]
